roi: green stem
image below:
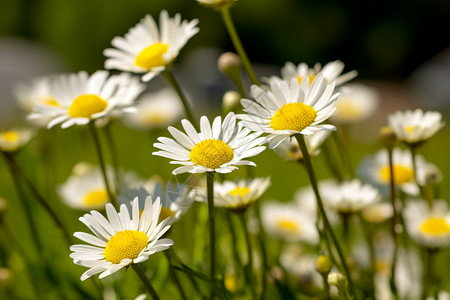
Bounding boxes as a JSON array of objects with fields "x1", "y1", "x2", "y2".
[
  {"x1": 321, "y1": 273, "x2": 331, "y2": 300},
  {"x1": 254, "y1": 204, "x2": 268, "y2": 300},
  {"x1": 131, "y1": 264, "x2": 160, "y2": 300},
  {"x1": 88, "y1": 122, "x2": 118, "y2": 209},
  {"x1": 161, "y1": 70, "x2": 197, "y2": 129},
  {"x1": 103, "y1": 122, "x2": 120, "y2": 191},
  {"x1": 220, "y1": 7, "x2": 259, "y2": 86},
  {"x1": 164, "y1": 251, "x2": 188, "y2": 300},
  {"x1": 238, "y1": 211, "x2": 256, "y2": 300},
  {"x1": 1, "y1": 151, "x2": 72, "y2": 245},
  {"x1": 294, "y1": 134, "x2": 356, "y2": 298},
  {"x1": 226, "y1": 212, "x2": 243, "y2": 270},
  {"x1": 207, "y1": 171, "x2": 216, "y2": 300},
  {"x1": 332, "y1": 131, "x2": 354, "y2": 179}
]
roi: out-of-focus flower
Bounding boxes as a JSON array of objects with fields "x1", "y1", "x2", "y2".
[
  {"x1": 28, "y1": 71, "x2": 144, "y2": 129},
  {"x1": 361, "y1": 203, "x2": 393, "y2": 223},
  {"x1": 104, "y1": 11, "x2": 199, "y2": 82},
  {"x1": 197, "y1": 0, "x2": 236, "y2": 10},
  {"x1": 122, "y1": 88, "x2": 183, "y2": 130},
  {"x1": 153, "y1": 112, "x2": 266, "y2": 174},
  {"x1": 280, "y1": 244, "x2": 323, "y2": 287},
  {"x1": 70, "y1": 197, "x2": 173, "y2": 280},
  {"x1": 273, "y1": 131, "x2": 330, "y2": 161},
  {"x1": 238, "y1": 76, "x2": 338, "y2": 149},
  {"x1": 0, "y1": 128, "x2": 34, "y2": 152},
  {"x1": 331, "y1": 84, "x2": 379, "y2": 124},
  {"x1": 403, "y1": 199, "x2": 450, "y2": 249},
  {"x1": 388, "y1": 109, "x2": 445, "y2": 146}
]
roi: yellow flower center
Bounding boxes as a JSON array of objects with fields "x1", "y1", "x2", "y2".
[
  {"x1": 41, "y1": 97, "x2": 61, "y2": 107},
  {"x1": 276, "y1": 218, "x2": 301, "y2": 234},
  {"x1": 224, "y1": 273, "x2": 237, "y2": 292},
  {"x1": 296, "y1": 75, "x2": 316, "y2": 85},
  {"x1": 82, "y1": 189, "x2": 109, "y2": 207},
  {"x1": 334, "y1": 99, "x2": 363, "y2": 120},
  {"x1": 135, "y1": 43, "x2": 169, "y2": 70},
  {"x1": 158, "y1": 206, "x2": 174, "y2": 224},
  {"x1": 190, "y1": 139, "x2": 234, "y2": 169},
  {"x1": 375, "y1": 259, "x2": 391, "y2": 275},
  {"x1": 419, "y1": 218, "x2": 450, "y2": 236},
  {"x1": 271, "y1": 102, "x2": 317, "y2": 132},
  {"x1": 140, "y1": 111, "x2": 168, "y2": 125},
  {"x1": 68, "y1": 94, "x2": 108, "y2": 118},
  {"x1": 104, "y1": 230, "x2": 148, "y2": 264},
  {"x1": 379, "y1": 165, "x2": 414, "y2": 184},
  {"x1": 228, "y1": 187, "x2": 251, "y2": 198},
  {"x1": 0, "y1": 131, "x2": 19, "y2": 143}
]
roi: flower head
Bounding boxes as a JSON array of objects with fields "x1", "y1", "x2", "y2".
[
  {"x1": 238, "y1": 76, "x2": 339, "y2": 149},
  {"x1": 104, "y1": 11, "x2": 199, "y2": 82},
  {"x1": 70, "y1": 196, "x2": 173, "y2": 280},
  {"x1": 28, "y1": 71, "x2": 144, "y2": 129},
  {"x1": 153, "y1": 112, "x2": 266, "y2": 174},
  {"x1": 388, "y1": 109, "x2": 445, "y2": 146},
  {"x1": 0, "y1": 128, "x2": 34, "y2": 152}
]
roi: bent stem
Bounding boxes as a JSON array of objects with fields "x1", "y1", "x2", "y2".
[
  {"x1": 88, "y1": 122, "x2": 118, "y2": 209},
  {"x1": 207, "y1": 171, "x2": 216, "y2": 299},
  {"x1": 220, "y1": 7, "x2": 259, "y2": 86},
  {"x1": 294, "y1": 134, "x2": 356, "y2": 298},
  {"x1": 131, "y1": 264, "x2": 160, "y2": 300}
]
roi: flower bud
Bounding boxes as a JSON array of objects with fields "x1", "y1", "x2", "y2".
[
  {"x1": 218, "y1": 52, "x2": 242, "y2": 79},
  {"x1": 315, "y1": 255, "x2": 332, "y2": 274},
  {"x1": 222, "y1": 91, "x2": 241, "y2": 114},
  {"x1": 0, "y1": 268, "x2": 12, "y2": 286},
  {"x1": 378, "y1": 126, "x2": 396, "y2": 149},
  {"x1": 328, "y1": 272, "x2": 348, "y2": 291}
]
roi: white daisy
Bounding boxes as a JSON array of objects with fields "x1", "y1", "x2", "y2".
[
  {"x1": 58, "y1": 163, "x2": 114, "y2": 210},
  {"x1": 331, "y1": 84, "x2": 379, "y2": 124},
  {"x1": 153, "y1": 112, "x2": 266, "y2": 174},
  {"x1": 319, "y1": 179, "x2": 381, "y2": 214},
  {"x1": 388, "y1": 109, "x2": 445, "y2": 145},
  {"x1": 261, "y1": 200, "x2": 319, "y2": 244},
  {"x1": 270, "y1": 60, "x2": 357, "y2": 87},
  {"x1": 403, "y1": 199, "x2": 450, "y2": 249},
  {"x1": 28, "y1": 71, "x2": 145, "y2": 129},
  {"x1": 273, "y1": 130, "x2": 330, "y2": 161},
  {"x1": 358, "y1": 148, "x2": 441, "y2": 196},
  {"x1": 70, "y1": 196, "x2": 173, "y2": 280},
  {"x1": 122, "y1": 87, "x2": 183, "y2": 130},
  {"x1": 0, "y1": 128, "x2": 34, "y2": 152},
  {"x1": 238, "y1": 76, "x2": 339, "y2": 149},
  {"x1": 361, "y1": 202, "x2": 393, "y2": 223},
  {"x1": 104, "y1": 10, "x2": 199, "y2": 82}
]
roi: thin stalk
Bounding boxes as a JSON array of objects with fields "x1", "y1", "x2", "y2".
[
  {"x1": 331, "y1": 131, "x2": 354, "y2": 178},
  {"x1": 225, "y1": 212, "x2": 243, "y2": 270},
  {"x1": 88, "y1": 122, "x2": 118, "y2": 209},
  {"x1": 294, "y1": 134, "x2": 356, "y2": 298},
  {"x1": 1, "y1": 151, "x2": 72, "y2": 245},
  {"x1": 253, "y1": 204, "x2": 268, "y2": 300},
  {"x1": 103, "y1": 122, "x2": 120, "y2": 190},
  {"x1": 321, "y1": 273, "x2": 331, "y2": 300},
  {"x1": 408, "y1": 144, "x2": 425, "y2": 201},
  {"x1": 206, "y1": 171, "x2": 216, "y2": 300},
  {"x1": 131, "y1": 264, "x2": 161, "y2": 300},
  {"x1": 164, "y1": 251, "x2": 187, "y2": 300},
  {"x1": 161, "y1": 70, "x2": 197, "y2": 129},
  {"x1": 422, "y1": 248, "x2": 436, "y2": 299},
  {"x1": 237, "y1": 211, "x2": 256, "y2": 300},
  {"x1": 358, "y1": 214, "x2": 376, "y2": 298},
  {"x1": 220, "y1": 7, "x2": 259, "y2": 86}
]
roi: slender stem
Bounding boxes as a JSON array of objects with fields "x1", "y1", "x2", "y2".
[
  {"x1": 409, "y1": 145, "x2": 425, "y2": 201},
  {"x1": 103, "y1": 122, "x2": 120, "y2": 190},
  {"x1": 321, "y1": 273, "x2": 331, "y2": 300},
  {"x1": 206, "y1": 171, "x2": 216, "y2": 300},
  {"x1": 422, "y1": 248, "x2": 436, "y2": 299},
  {"x1": 331, "y1": 131, "x2": 354, "y2": 179},
  {"x1": 131, "y1": 264, "x2": 161, "y2": 300},
  {"x1": 1, "y1": 151, "x2": 72, "y2": 245},
  {"x1": 88, "y1": 122, "x2": 118, "y2": 209},
  {"x1": 161, "y1": 70, "x2": 197, "y2": 129},
  {"x1": 294, "y1": 134, "x2": 356, "y2": 298},
  {"x1": 253, "y1": 204, "x2": 268, "y2": 300},
  {"x1": 238, "y1": 211, "x2": 256, "y2": 300},
  {"x1": 220, "y1": 7, "x2": 259, "y2": 86},
  {"x1": 164, "y1": 251, "x2": 188, "y2": 300},
  {"x1": 226, "y1": 212, "x2": 243, "y2": 270}
]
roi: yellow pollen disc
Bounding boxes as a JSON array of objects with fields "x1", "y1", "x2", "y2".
[
  {"x1": 190, "y1": 139, "x2": 234, "y2": 170},
  {"x1": 104, "y1": 230, "x2": 148, "y2": 264},
  {"x1": 158, "y1": 206, "x2": 174, "y2": 224},
  {"x1": 375, "y1": 259, "x2": 391, "y2": 275},
  {"x1": 224, "y1": 274, "x2": 237, "y2": 292},
  {"x1": 82, "y1": 189, "x2": 108, "y2": 207},
  {"x1": 406, "y1": 125, "x2": 420, "y2": 133},
  {"x1": 334, "y1": 99, "x2": 363, "y2": 119},
  {"x1": 135, "y1": 43, "x2": 169, "y2": 70},
  {"x1": 68, "y1": 94, "x2": 107, "y2": 118},
  {"x1": 140, "y1": 112, "x2": 168, "y2": 125},
  {"x1": 271, "y1": 102, "x2": 317, "y2": 132},
  {"x1": 41, "y1": 97, "x2": 61, "y2": 107},
  {"x1": 419, "y1": 218, "x2": 450, "y2": 236},
  {"x1": 229, "y1": 187, "x2": 251, "y2": 198},
  {"x1": 1, "y1": 131, "x2": 19, "y2": 143},
  {"x1": 276, "y1": 219, "x2": 300, "y2": 234},
  {"x1": 296, "y1": 75, "x2": 316, "y2": 85},
  {"x1": 379, "y1": 165, "x2": 414, "y2": 184}
]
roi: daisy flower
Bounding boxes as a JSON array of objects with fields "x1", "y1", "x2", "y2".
[
  {"x1": 388, "y1": 109, "x2": 445, "y2": 145},
  {"x1": 361, "y1": 203, "x2": 393, "y2": 223},
  {"x1": 104, "y1": 10, "x2": 199, "y2": 82},
  {"x1": 122, "y1": 87, "x2": 183, "y2": 130},
  {"x1": 0, "y1": 128, "x2": 34, "y2": 152},
  {"x1": 273, "y1": 131, "x2": 330, "y2": 162},
  {"x1": 269, "y1": 60, "x2": 357, "y2": 87},
  {"x1": 28, "y1": 71, "x2": 145, "y2": 129},
  {"x1": 238, "y1": 76, "x2": 339, "y2": 149},
  {"x1": 197, "y1": 0, "x2": 236, "y2": 10},
  {"x1": 261, "y1": 200, "x2": 319, "y2": 243},
  {"x1": 70, "y1": 196, "x2": 173, "y2": 281},
  {"x1": 403, "y1": 199, "x2": 450, "y2": 249},
  {"x1": 331, "y1": 84, "x2": 379, "y2": 124},
  {"x1": 58, "y1": 162, "x2": 113, "y2": 210},
  {"x1": 153, "y1": 112, "x2": 266, "y2": 174},
  {"x1": 319, "y1": 179, "x2": 381, "y2": 214}
]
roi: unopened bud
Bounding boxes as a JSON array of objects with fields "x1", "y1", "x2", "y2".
[
  {"x1": 222, "y1": 91, "x2": 241, "y2": 114},
  {"x1": 424, "y1": 164, "x2": 443, "y2": 185},
  {"x1": 218, "y1": 52, "x2": 242, "y2": 78},
  {"x1": 0, "y1": 268, "x2": 12, "y2": 286},
  {"x1": 328, "y1": 272, "x2": 348, "y2": 291},
  {"x1": 315, "y1": 255, "x2": 332, "y2": 274},
  {"x1": 378, "y1": 126, "x2": 396, "y2": 149}
]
